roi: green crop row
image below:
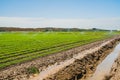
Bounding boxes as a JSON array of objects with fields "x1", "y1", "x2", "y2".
[{"x1": 0, "y1": 31, "x2": 119, "y2": 69}]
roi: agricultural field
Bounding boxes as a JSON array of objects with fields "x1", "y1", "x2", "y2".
[{"x1": 0, "y1": 31, "x2": 119, "y2": 69}]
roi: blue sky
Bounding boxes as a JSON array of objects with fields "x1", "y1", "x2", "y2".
[{"x1": 0, "y1": 0, "x2": 120, "y2": 30}]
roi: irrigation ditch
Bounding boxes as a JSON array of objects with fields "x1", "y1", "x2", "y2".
[
  {"x1": 38, "y1": 36, "x2": 120, "y2": 80},
  {"x1": 86, "y1": 40, "x2": 120, "y2": 80},
  {"x1": 109, "y1": 49, "x2": 120, "y2": 80},
  {"x1": 0, "y1": 36, "x2": 120, "y2": 80}
]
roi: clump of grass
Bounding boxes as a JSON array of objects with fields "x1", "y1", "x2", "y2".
[{"x1": 27, "y1": 66, "x2": 39, "y2": 74}]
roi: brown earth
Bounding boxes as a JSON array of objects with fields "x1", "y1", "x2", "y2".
[{"x1": 0, "y1": 36, "x2": 120, "y2": 80}]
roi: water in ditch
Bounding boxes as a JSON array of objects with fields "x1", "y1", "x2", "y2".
[{"x1": 87, "y1": 43, "x2": 120, "y2": 80}]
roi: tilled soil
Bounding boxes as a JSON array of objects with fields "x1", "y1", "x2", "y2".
[{"x1": 0, "y1": 36, "x2": 120, "y2": 80}]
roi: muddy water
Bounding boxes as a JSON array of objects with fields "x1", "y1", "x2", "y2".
[{"x1": 87, "y1": 43, "x2": 120, "y2": 80}]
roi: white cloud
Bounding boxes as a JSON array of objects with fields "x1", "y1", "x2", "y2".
[{"x1": 0, "y1": 17, "x2": 120, "y2": 30}]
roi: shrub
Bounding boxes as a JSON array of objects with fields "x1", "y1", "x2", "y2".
[{"x1": 27, "y1": 66, "x2": 39, "y2": 74}]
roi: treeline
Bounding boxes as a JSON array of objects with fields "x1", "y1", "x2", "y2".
[{"x1": 0, "y1": 27, "x2": 112, "y2": 32}]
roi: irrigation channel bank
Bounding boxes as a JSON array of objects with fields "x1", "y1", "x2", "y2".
[{"x1": 29, "y1": 36, "x2": 120, "y2": 80}]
